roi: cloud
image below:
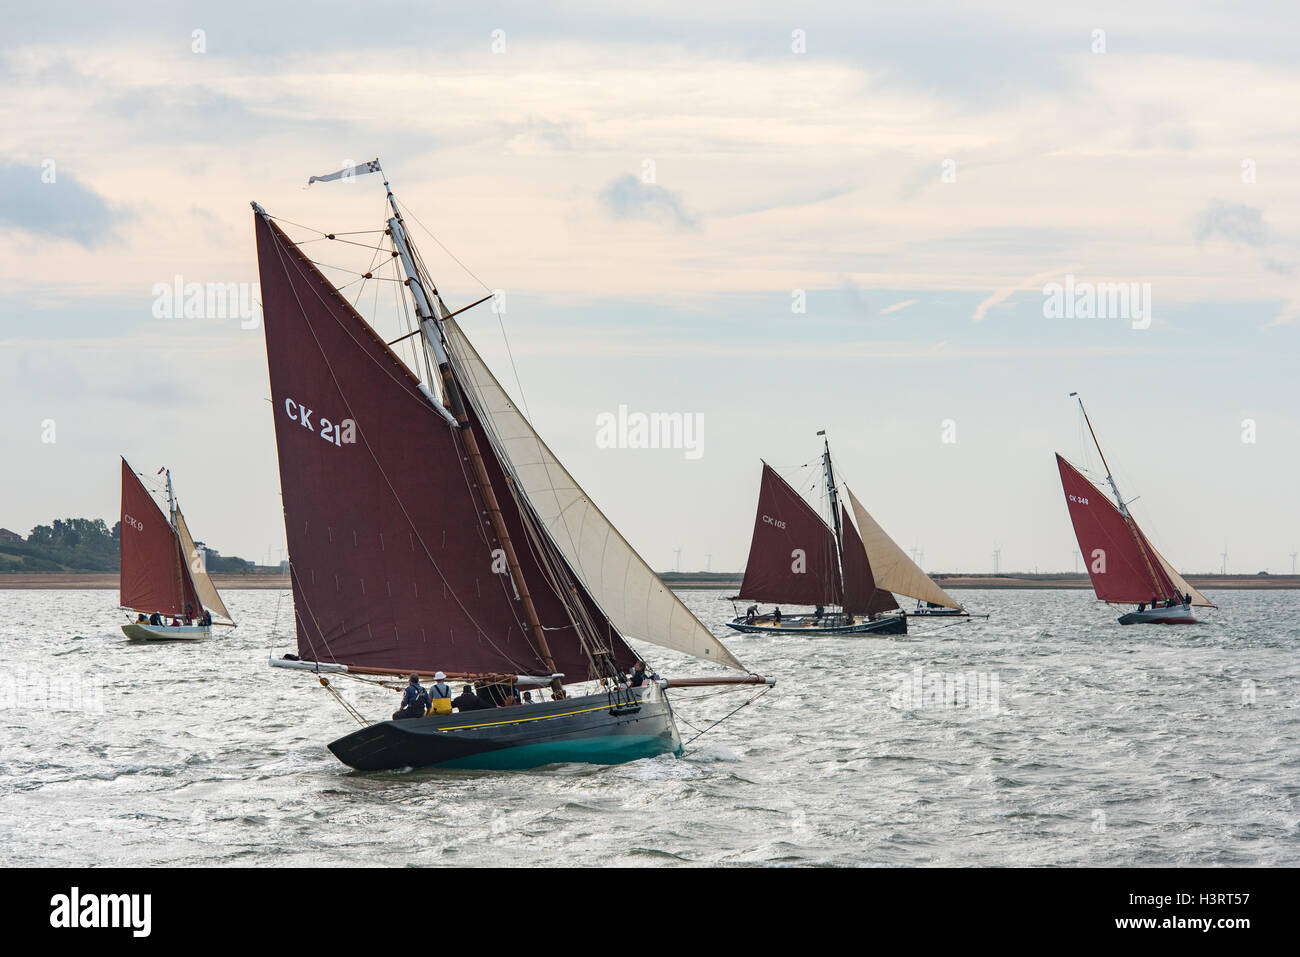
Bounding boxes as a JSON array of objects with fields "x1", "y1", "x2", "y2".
[
  {"x1": 599, "y1": 174, "x2": 698, "y2": 229},
  {"x1": 1194, "y1": 199, "x2": 1267, "y2": 247},
  {"x1": 880, "y1": 299, "x2": 918, "y2": 315},
  {"x1": 0, "y1": 160, "x2": 128, "y2": 246},
  {"x1": 972, "y1": 266, "x2": 1081, "y2": 322}
]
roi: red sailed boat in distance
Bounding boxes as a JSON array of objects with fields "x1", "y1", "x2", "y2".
[
  {"x1": 1056, "y1": 394, "x2": 1215, "y2": 625},
  {"x1": 119, "y1": 458, "x2": 235, "y2": 641},
  {"x1": 727, "y1": 432, "x2": 974, "y2": 637}
]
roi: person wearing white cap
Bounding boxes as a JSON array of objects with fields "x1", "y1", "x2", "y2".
[{"x1": 430, "y1": 671, "x2": 452, "y2": 702}]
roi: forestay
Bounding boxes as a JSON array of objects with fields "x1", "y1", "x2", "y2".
[
  {"x1": 844, "y1": 486, "x2": 960, "y2": 609},
  {"x1": 442, "y1": 317, "x2": 745, "y2": 672}
]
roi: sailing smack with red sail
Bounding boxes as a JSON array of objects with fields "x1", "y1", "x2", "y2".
[
  {"x1": 252, "y1": 162, "x2": 771, "y2": 771},
  {"x1": 119, "y1": 458, "x2": 234, "y2": 641},
  {"x1": 1056, "y1": 394, "x2": 1214, "y2": 625},
  {"x1": 727, "y1": 432, "x2": 969, "y2": 637}
]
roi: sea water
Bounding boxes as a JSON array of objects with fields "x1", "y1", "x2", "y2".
[{"x1": 0, "y1": 587, "x2": 1295, "y2": 866}]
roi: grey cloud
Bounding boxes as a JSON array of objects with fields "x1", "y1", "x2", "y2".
[
  {"x1": 600, "y1": 174, "x2": 698, "y2": 229},
  {"x1": 0, "y1": 160, "x2": 129, "y2": 246},
  {"x1": 1195, "y1": 199, "x2": 1267, "y2": 247}
]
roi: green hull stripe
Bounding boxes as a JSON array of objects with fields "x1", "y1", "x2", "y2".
[{"x1": 434, "y1": 735, "x2": 681, "y2": 771}]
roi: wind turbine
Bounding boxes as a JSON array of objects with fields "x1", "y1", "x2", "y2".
[
  {"x1": 1220, "y1": 545, "x2": 1228, "y2": 575},
  {"x1": 704, "y1": 553, "x2": 712, "y2": 572},
  {"x1": 674, "y1": 547, "x2": 682, "y2": 573},
  {"x1": 1290, "y1": 548, "x2": 1297, "y2": 575},
  {"x1": 992, "y1": 545, "x2": 1002, "y2": 576}
]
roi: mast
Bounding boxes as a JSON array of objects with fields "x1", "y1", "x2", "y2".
[
  {"x1": 384, "y1": 178, "x2": 559, "y2": 680},
  {"x1": 819, "y1": 430, "x2": 846, "y2": 603},
  {"x1": 1070, "y1": 393, "x2": 1168, "y2": 601},
  {"x1": 164, "y1": 468, "x2": 176, "y2": 528}
]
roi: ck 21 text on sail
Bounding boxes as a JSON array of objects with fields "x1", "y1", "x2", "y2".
[{"x1": 283, "y1": 397, "x2": 355, "y2": 446}]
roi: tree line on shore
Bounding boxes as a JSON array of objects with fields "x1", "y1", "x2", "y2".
[{"x1": 0, "y1": 518, "x2": 256, "y2": 574}]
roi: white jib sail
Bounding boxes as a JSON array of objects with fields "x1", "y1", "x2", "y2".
[
  {"x1": 174, "y1": 508, "x2": 234, "y2": 622},
  {"x1": 845, "y1": 486, "x2": 961, "y2": 610},
  {"x1": 443, "y1": 317, "x2": 745, "y2": 672},
  {"x1": 1148, "y1": 543, "x2": 1214, "y2": 607}
]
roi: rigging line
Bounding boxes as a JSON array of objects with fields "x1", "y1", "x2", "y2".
[
  {"x1": 442, "y1": 327, "x2": 646, "y2": 625},
  {"x1": 321, "y1": 677, "x2": 370, "y2": 728},
  {"x1": 397, "y1": 201, "x2": 535, "y2": 421},
  {"x1": 440, "y1": 307, "x2": 737, "y2": 670},
  {"x1": 349, "y1": 231, "x2": 390, "y2": 309},
  {"x1": 263, "y1": 212, "x2": 385, "y2": 237},
  {"x1": 284, "y1": 562, "x2": 339, "y2": 670},
  {"x1": 441, "y1": 329, "x2": 618, "y2": 626},
  {"x1": 447, "y1": 349, "x2": 609, "y2": 676},
  {"x1": 395, "y1": 198, "x2": 493, "y2": 292},
  {"x1": 303, "y1": 260, "x2": 405, "y2": 280},
  {"x1": 265, "y1": 232, "x2": 541, "y2": 675},
  {"x1": 681, "y1": 686, "x2": 772, "y2": 747},
  {"x1": 315, "y1": 236, "x2": 397, "y2": 252},
  {"x1": 443, "y1": 332, "x2": 625, "y2": 675}
]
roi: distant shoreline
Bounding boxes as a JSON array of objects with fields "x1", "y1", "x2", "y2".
[
  {"x1": 0, "y1": 573, "x2": 292, "y2": 590},
  {"x1": 658, "y1": 572, "x2": 1300, "y2": 591},
  {"x1": 2, "y1": 572, "x2": 1297, "y2": 591}
]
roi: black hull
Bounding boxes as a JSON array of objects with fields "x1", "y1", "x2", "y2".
[
  {"x1": 327, "y1": 686, "x2": 682, "y2": 771},
  {"x1": 726, "y1": 613, "x2": 907, "y2": 636}
]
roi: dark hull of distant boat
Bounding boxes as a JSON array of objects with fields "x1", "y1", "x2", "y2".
[
  {"x1": 327, "y1": 685, "x2": 681, "y2": 771},
  {"x1": 725, "y1": 613, "x2": 907, "y2": 636},
  {"x1": 1117, "y1": 604, "x2": 1198, "y2": 625}
]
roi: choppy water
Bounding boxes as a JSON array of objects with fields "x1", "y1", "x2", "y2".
[{"x1": 1, "y1": 587, "x2": 1296, "y2": 866}]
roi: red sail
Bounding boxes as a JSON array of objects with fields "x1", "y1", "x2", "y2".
[
  {"x1": 840, "y1": 505, "x2": 898, "y2": 615},
  {"x1": 737, "y1": 463, "x2": 842, "y2": 607},
  {"x1": 119, "y1": 459, "x2": 199, "y2": 616},
  {"x1": 1056, "y1": 454, "x2": 1178, "y2": 603},
  {"x1": 253, "y1": 211, "x2": 629, "y2": 679}
]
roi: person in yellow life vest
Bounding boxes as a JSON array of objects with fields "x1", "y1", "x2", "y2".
[{"x1": 427, "y1": 671, "x2": 453, "y2": 714}]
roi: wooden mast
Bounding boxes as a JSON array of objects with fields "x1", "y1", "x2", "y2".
[
  {"x1": 1071, "y1": 393, "x2": 1168, "y2": 602},
  {"x1": 384, "y1": 181, "x2": 559, "y2": 682},
  {"x1": 165, "y1": 468, "x2": 188, "y2": 617},
  {"x1": 819, "y1": 430, "x2": 846, "y2": 612}
]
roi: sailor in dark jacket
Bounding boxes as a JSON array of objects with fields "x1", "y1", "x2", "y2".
[
  {"x1": 392, "y1": 673, "x2": 429, "y2": 720},
  {"x1": 452, "y1": 685, "x2": 484, "y2": 712},
  {"x1": 629, "y1": 661, "x2": 649, "y2": 688}
]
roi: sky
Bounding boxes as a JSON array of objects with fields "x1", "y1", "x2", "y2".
[{"x1": 1, "y1": 1, "x2": 1298, "y2": 575}]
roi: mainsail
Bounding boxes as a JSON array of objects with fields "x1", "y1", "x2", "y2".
[
  {"x1": 839, "y1": 504, "x2": 899, "y2": 615},
  {"x1": 119, "y1": 458, "x2": 201, "y2": 617},
  {"x1": 737, "y1": 463, "x2": 843, "y2": 608},
  {"x1": 844, "y1": 486, "x2": 961, "y2": 610},
  {"x1": 173, "y1": 508, "x2": 233, "y2": 622},
  {"x1": 1056, "y1": 453, "x2": 1185, "y2": 604},
  {"x1": 442, "y1": 317, "x2": 745, "y2": 671},
  {"x1": 254, "y1": 212, "x2": 640, "y2": 680}
]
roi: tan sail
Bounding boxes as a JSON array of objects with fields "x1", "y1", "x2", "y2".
[
  {"x1": 174, "y1": 508, "x2": 234, "y2": 622},
  {"x1": 1149, "y1": 544, "x2": 1214, "y2": 608},
  {"x1": 443, "y1": 317, "x2": 745, "y2": 672},
  {"x1": 845, "y1": 486, "x2": 961, "y2": 610}
]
